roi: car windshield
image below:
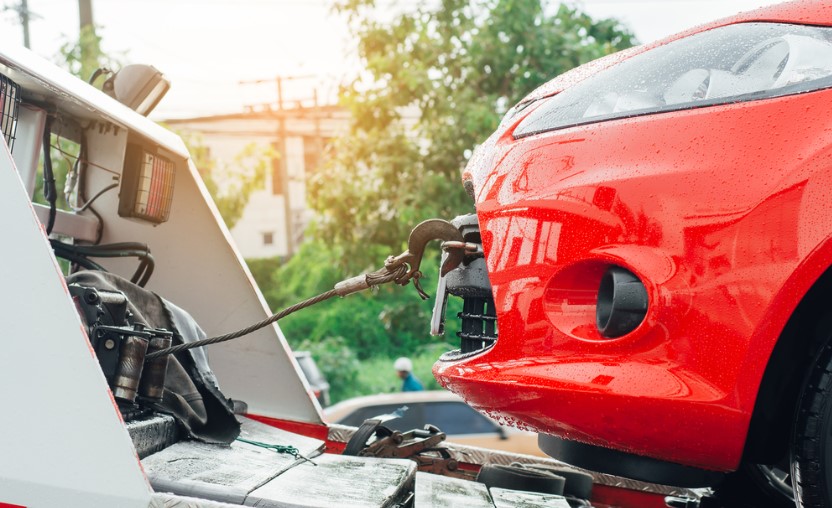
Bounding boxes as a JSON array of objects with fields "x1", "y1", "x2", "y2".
[{"x1": 514, "y1": 22, "x2": 832, "y2": 137}]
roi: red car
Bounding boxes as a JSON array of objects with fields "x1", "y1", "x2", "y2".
[{"x1": 432, "y1": 2, "x2": 832, "y2": 506}]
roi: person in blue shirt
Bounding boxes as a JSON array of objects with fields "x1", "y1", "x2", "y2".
[{"x1": 394, "y1": 357, "x2": 424, "y2": 392}]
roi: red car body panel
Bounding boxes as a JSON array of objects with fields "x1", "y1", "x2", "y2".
[{"x1": 435, "y1": 1, "x2": 832, "y2": 472}]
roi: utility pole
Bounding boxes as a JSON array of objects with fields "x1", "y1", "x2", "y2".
[
  {"x1": 4, "y1": 0, "x2": 34, "y2": 48},
  {"x1": 19, "y1": 0, "x2": 29, "y2": 48},
  {"x1": 239, "y1": 74, "x2": 316, "y2": 257},
  {"x1": 78, "y1": 0, "x2": 93, "y2": 29},
  {"x1": 276, "y1": 76, "x2": 292, "y2": 256},
  {"x1": 77, "y1": 0, "x2": 97, "y2": 83}
]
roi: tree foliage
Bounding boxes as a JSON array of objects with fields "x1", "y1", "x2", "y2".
[{"x1": 309, "y1": 0, "x2": 636, "y2": 270}]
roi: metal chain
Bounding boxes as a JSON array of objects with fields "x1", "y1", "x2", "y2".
[{"x1": 144, "y1": 264, "x2": 408, "y2": 361}]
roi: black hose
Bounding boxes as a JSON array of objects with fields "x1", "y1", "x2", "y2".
[
  {"x1": 51, "y1": 247, "x2": 106, "y2": 271},
  {"x1": 42, "y1": 117, "x2": 56, "y2": 235},
  {"x1": 73, "y1": 182, "x2": 118, "y2": 213},
  {"x1": 50, "y1": 241, "x2": 155, "y2": 287},
  {"x1": 131, "y1": 254, "x2": 155, "y2": 287},
  {"x1": 70, "y1": 242, "x2": 151, "y2": 252}
]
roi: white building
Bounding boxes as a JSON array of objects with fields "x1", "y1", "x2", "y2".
[{"x1": 166, "y1": 105, "x2": 349, "y2": 259}]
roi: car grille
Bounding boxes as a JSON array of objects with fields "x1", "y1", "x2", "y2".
[{"x1": 458, "y1": 295, "x2": 498, "y2": 354}]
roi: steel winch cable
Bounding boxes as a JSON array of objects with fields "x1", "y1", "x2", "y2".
[{"x1": 144, "y1": 264, "x2": 408, "y2": 361}]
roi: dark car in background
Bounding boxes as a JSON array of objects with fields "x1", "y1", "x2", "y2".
[
  {"x1": 323, "y1": 390, "x2": 543, "y2": 456},
  {"x1": 293, "y1": 351, "x2": 330, "y2": 407}
]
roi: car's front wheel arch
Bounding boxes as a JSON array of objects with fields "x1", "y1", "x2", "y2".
[
  {"x1": 743, "y1": 267, "x2": 832, "y2": 466},
  {"x1": 710, "y1": 266, "x2": 832, "y2": 507}
]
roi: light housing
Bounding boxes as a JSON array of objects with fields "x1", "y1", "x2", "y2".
[
  {"x1": 104, "y1": 64, "x2": 170, "y2": 116},
  {"x1": 118, "y1": 144, "x2": 175, "y2": 224}
]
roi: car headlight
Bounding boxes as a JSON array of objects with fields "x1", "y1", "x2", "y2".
[{"x1": 515, "y1": 22, "x2": 832, "y2": 138}]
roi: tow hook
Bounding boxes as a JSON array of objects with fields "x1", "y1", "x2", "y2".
[{"x1": 384, "y1": 219, "x2": 472, "y2": 299}]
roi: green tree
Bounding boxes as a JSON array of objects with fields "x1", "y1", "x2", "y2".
[
  {"x1": 311, "y1": 0, "x2": 635, "y2": 270},
  {"x1": 260, "y1": 1, "x2": 635, "y2": 396}
]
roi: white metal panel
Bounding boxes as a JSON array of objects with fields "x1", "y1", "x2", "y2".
[
  {"x1": 2, "y1": 40, "x2": 321, "y2": 425},
  {"x1": 0, "y1": 140, "x2": 151, "y2": 507},
  {"x1": 11, "y1": 103, "x2": 46, "y2": 197},
  {"x1": 32, "y1": 204, "x2": 100, "y2": 242},
  {"x1": 248, "y1": 454, "x2": 415, "y2": 507},
  {"x1": 490, "y1": 488, "x2": 571, "y2": 508}
]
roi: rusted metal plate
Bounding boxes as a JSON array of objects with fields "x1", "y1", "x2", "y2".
[
  {"x1": 247, "y1": 454, "x2": 415, "y2": 508},
  {"x1": 489, "y1": 488, "x2": 570, "y2": 508},
  {"x1": 414, "y1": 472, "x2": 493, "y2": 508}
]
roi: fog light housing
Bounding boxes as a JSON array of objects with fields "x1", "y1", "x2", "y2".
[{"x1": 596, "y1": 266, "x2": 648, "y2": 338}]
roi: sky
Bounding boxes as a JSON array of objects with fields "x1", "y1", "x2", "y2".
[{"x1": 0, "y1": 0, "x2": 787, "y2": 119}]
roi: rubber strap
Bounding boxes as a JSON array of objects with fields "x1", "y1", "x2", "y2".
[{"x1": 342, "y1": 418, "x2": 383, "y2": 456}]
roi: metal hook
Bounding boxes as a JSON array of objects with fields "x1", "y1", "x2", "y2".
[{"x1": 385, "y1": 219, "x2": 465, "y2": 299}]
